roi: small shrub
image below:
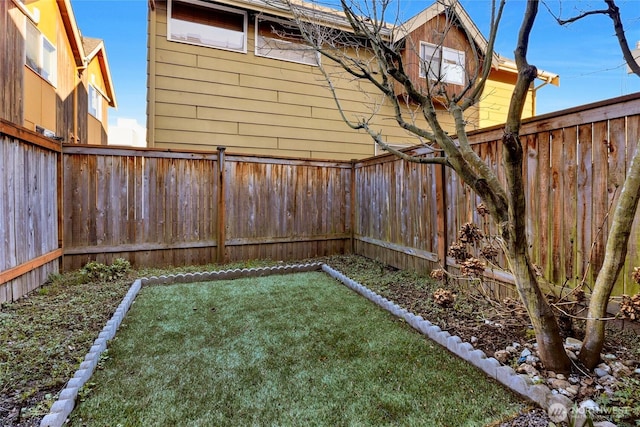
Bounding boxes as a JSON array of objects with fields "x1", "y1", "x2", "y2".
[
  {"x1": 618, "y1": 294, "x2": 640, "y2": 321},
  {"x1": 433, "y1": 288, "x2": 456, "y2": 307},
  {"x1": 82, "y1": 259, "x2": 131, "y2": 282}
]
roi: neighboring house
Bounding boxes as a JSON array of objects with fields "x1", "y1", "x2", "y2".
[
  {"x1": 146, "y1": 0, "x2": 558, "y2": 160},
  {"x1": 0, "y1": 0, "x2": 116, "y2": 144},
  {"x1": 109, "y1": 118, "x2": 147, "y2": 147}
]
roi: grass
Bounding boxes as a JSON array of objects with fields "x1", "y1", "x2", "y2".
[{"x1": 70, "y1": 271, "x2": 523, "y2": 426}]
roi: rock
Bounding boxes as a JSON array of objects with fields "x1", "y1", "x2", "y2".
[
  {"x1": 516, "y1": 363, "x2": 539, "y2": 376},
  {"x1": 603, "y1": 353, "x2": 617, "y2": 360},
  {"x1": 526, "y1": 355, "x2": 539, "y2": 364},
  {"x1": 565, "y1": 337, "x2": 583, "y2": 351},
  {"x1": 579, "y1": 399, "x2": 600, "y2": 412},
  {"x1": 470, "y1": 336, "x2": 478, "y2": 345},
  {"x1": 594, "y1": 367, "x2": 609, "y2": 377},
  {"x1": 505, "y1": 345, "x2": 518, "y2": 354},
  {"x1": 634, "y1": 368, "x2": 640, "y2": 376},
  {"x1": 564, "y1": 385, "x2": 579, "y2": 396},
  {"x1": 566, "y1": 350, "x2": 578, "y2": 361},
  {"x1": 593, "y1": 422, "x2": 617, "y2": 427},
  {"x1": 511, "y1": 342, "x2": 521, "y2": 349},
  {"x1": 568, "y1": 375, "x2": 580, "y2": 385},
  {"x1": 547, "y1": 393, "x2": 574, "y2": 414},
  {"x1": 610, "y1": 361, "x2": 632, "y2": 378},
  {"x1": 494, "y1": 350, "x2": 510, "y2": 364},
  {"x1": 518, "y1": 348, "x2": 532, "y2": 364},
  {"x1": 556, "y1": 373, "x2": 566, "y2": 380},
  {"x1": 598, "y1": 375, "x2": 617, "y2": 386},
  {"x1": 548, "y1": 378, "x2": 571, "y2": 390}
]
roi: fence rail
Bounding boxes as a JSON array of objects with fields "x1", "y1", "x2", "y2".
[{"x1": 2, "y1": 94, "x2": 640, "y2": 302}]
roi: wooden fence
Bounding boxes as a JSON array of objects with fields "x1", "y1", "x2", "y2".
[
  {"x1": 0, "y1": 120, "x2": 62, "y2": 302},
  {"x1": 2, "y1": 93, "x2": 640, "y2": 302},
  {"x1": 355, "y1": 93, "x2": 640, "y2": 298},
  {"x1": 61, "y1": 147, "x2": 352, "y2": 270}
]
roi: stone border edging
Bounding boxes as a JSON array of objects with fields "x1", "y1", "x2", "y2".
[
  {"x1": 39, "y1": 263, "x2": 323, "y2": 427},
  {"x1": 39, "y1": 278, "x2": 142, "y2": 427},
  {"x1": 321, "y1": 265, "x2": 562, "y2": 413}
]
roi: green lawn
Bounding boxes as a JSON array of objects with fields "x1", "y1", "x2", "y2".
[{"x1": 70, "y1": 272, "x2": 523, "y2": 426}]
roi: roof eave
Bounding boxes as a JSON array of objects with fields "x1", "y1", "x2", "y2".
[
  {"x1": 91, "y1": 44, "x2": 117, "y2": 108},
  {"x1": 56, "y1": 0, "x2": 86, "y2": 68},
  {"x1": 496, "y1": 57, "x2": 560, "y2": 86}
]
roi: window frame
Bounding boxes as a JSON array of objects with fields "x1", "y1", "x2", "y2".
[
  {"x1": 25, "y1": 21, "x2": 57, "y2": 86},
  {"x1": 255, "y1": 15, "x2": 319, "y2": 66},
  {"x1": 167, "y1": 0, "x2": 248, "y2": 54},
  {"x1": 88, "y1": 84, "x2": 103, "y2": 121},
  {"x1": 418, "y1": 41, "x2": 465, "y2": 86}
]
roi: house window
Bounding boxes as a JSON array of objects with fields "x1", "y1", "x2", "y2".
[
  {"x1": 255, "y1": 16, "x2": 319, "y2": 66},
  {"x1": 26, "y1": 21, "x2": 57, "y2": 86},
  {"x1": 168, "y1": 0, "x2": 247, "y2": 53},
  {"x1": 88, "y1": 85, "x2": 103, "y2": 121},
  {"x1": 419, "y1": 42, "x2": 465, "y2": 86}
]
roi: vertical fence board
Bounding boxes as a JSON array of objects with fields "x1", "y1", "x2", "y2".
[
  {"x1": 563, "y1": 126, "x2": 578, "y2": 285},
  {"x1": 577, "y1": 124, "x2": 593, "y2": 288},
  {"x1": 591, "y1": 121, "x2": 610, "y2": 287},
  {"x1": 624, "y1": 115, "x2": 640, "y2": 296},
  {"x1": 608, "y1": 118, "x2": 628, "y2": 295},
  {"x1": 550, "y1": 129, "x2": 565, "y2": 286},
  {"x1": 538, "y1": 131, "x2": 552, "y2": 278}
]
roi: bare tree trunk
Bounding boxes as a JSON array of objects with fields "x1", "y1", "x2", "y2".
[
  {"x1": 502, "y1": 129, "x2": 572, "y2": 373},
  {"x1": 501, "y1": 0, "x2": 571, "y2": 373},
  {"x1": 580, "y1": 143, "x2": 640, "y2": 369},
  {"x1": 507, "y1": 250, "x2": 572, "y2": 373}
]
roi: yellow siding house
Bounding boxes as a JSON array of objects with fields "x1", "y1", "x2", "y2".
[
  {"x1": 1, "y1": 0, "x2": 116, "y2": 144},
  {"x1": 147, "y1": 0, "x2": 558, "y2": 160}
]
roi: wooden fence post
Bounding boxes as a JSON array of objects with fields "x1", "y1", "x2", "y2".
[
  {"x1": 350, "y1": 159, "x2": 357, "y2": 254},
  {"x1": 217, "y1": 146, "x2": 227, "y2": 263},
  {"x1": 436, "y1": 162, "x2": 448, "y2": 270}
]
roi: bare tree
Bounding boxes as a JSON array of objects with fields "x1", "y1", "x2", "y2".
[
  {"x1": 545, "y1": 0, "x2": 640, "y2": 369},
  {"x1": 282, "y1": 0, "x2": 639, "y2": 373}
]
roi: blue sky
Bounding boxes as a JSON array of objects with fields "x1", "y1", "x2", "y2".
[{"x1": 72, "y1": 0, "x2": 640, "y2": 128}]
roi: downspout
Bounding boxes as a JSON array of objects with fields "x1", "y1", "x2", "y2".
[{"x1": 531, "y1": 80, "x2": 550, "y2": 116}]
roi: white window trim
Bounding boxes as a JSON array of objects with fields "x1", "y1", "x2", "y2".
[
  {"x1": 25, "y1": 21, "x2": 57, "y2": 87},
  {"x1": 88, "y1": 84, "x2": 103, "y2": 121},
  {"x1": 418, "y1": 41, "x2": 465, "y2": 86},
  {"x1": 254, "y1": 15, "x2": 319, "y2": 66},
  {"x1": 12, "y1": 0, "x2": 39, "y2": 24},
  {"x1": 167, "y1": 0, "x2": 248, "y2": 54}
]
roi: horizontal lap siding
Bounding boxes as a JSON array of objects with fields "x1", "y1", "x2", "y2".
[
  {"x1": 149, "y1": 2, "x2": 428, "y2": 160},
  {"x1": 0, "y1": 133, "x2": 59, "y2": 302}
]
